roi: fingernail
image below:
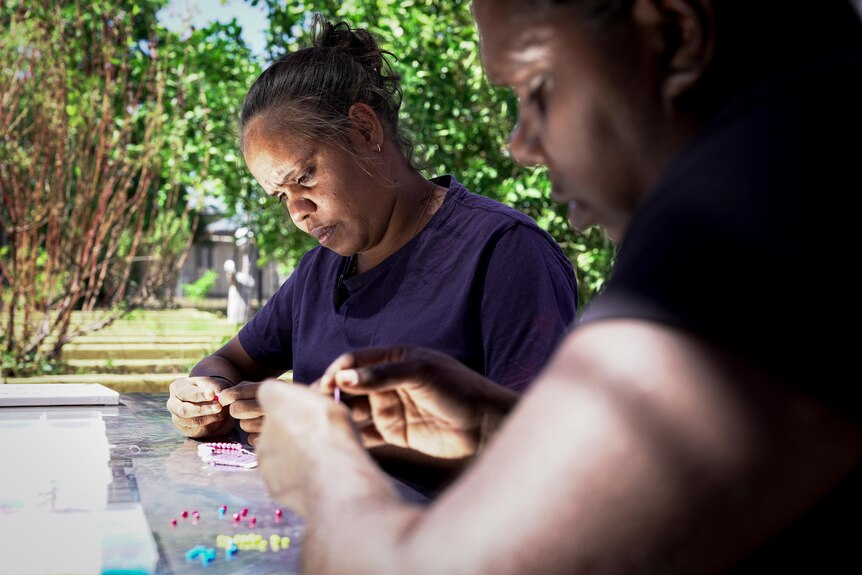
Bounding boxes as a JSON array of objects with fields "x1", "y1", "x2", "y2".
[{"x1": 338, "y1": 370, "x2": 359, "y2": 386}]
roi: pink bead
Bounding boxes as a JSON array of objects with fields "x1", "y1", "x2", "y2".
[
  {"x1": 275, "y1": 508, "x2": 283, "y2": 518},
  {"x1": 181, "y1": 510, "x2": 189, "y2": 518},
  {"x1": 233, "y1": 513, "x2": 241, "y2": 522},
  {"x1": 241, "y1": 507, "x2": 249, "y2": 517},
  {"x1": 220, "y1": 505, "x2": 228, "y2": 512},
  {"x1": 171, "y1": 519, "x2": 178, "y2": 527},
  {"x1": 249, "y1": 517, "x2": 257, "y2": 527},
  {"x1": 192, "y1": 511, "x2": 200, "y2": 519}
]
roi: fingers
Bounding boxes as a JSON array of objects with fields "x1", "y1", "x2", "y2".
[
  {"x1": 169, "y1": 377, "x2": 226, "y2": 402},
  {"x1": 347, "y1": 346, "x2": 414, "y2": 366},
  {"x1": 319, "y1": 346, "x2": 418, "y2": 394},
  {"x1": 170, "y1": 411, "x2": 231, "y2": 439},
  {"x1": 333, "y1": 361, "x2": 426, "y2": 394},
  {"x1": 224, "y1": 382, "x2": 266, "y2": 435},
  {"x1": 166, "y1": 393, "x2": 223, "y2": 419},
  {"x1": 167, "y1": 377, "x2": 235, "y2": 439},
  {"x1": 218, "y1": 381, "x2": 264, "y2": 406},
  {"x1": 237, "y1": 416, "x2": 263, "y2": 434},
  {"x1": 357, "y1": 424, "x2": 386, "y2": 449},
  {"x1": 258, "y1": 380, "x2": 354, "y2": 437},
  {"x1": 347, "y1": 396, "x2": 372, "y2": 424},
  {"x1": 257, "y1": 379, "x2": 290, "y2": 408},
  {"x1": 318, "y1": 352, "x2": 359, "y2": 395}
]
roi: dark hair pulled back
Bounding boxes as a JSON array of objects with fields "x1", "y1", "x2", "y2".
[{"x1": 240, "y1": 15, "x2": 413, "y2": 163}]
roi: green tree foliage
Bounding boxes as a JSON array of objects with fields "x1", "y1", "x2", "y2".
[
  {"x1": 242, "y1": 0, "x2": 614, "y2": 307},
  {"x1": 157, "y1": 19, "x2": 261, "y2": 232},
  {"x1": 0, "y1": 0, "x2": 259, "y2": 375},
  {"x1": 183, "y1": 270, "x2": 219, "y2": 302}
]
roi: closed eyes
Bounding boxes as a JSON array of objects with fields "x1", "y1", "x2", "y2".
[
  {"x1": 296, "y1": 165, "x2": 316, "y2": 187},
  {"x1": 526, "y1": 74, "x2": 550, "y2": 114}
]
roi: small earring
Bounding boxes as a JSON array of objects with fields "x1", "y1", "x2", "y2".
[{"x1": 375, "y1": 143, "x2": 382, "y2": 153}]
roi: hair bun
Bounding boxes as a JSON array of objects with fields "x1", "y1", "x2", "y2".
[{"x1": 313, "y1": 16, "x2": 384, "y2": 73}]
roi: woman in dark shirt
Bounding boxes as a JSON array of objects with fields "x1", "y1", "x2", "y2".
[{"x1": 166, "y1": 17, "x2": 577, "y2": 443}]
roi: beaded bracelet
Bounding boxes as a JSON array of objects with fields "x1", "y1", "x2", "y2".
[{"x1": 197, "y1": 442, "x2": 258, "y2": 469}]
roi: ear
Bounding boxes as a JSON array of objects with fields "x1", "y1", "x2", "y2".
[
  {"x1": 632, "y1": 0, "x2": 715, "y2": 101},
  {"x1": 347, "y1": 103, "x2": 384, "y2": 151}
]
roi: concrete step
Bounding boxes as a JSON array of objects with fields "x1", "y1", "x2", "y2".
[
  {"x1": 66, "y1": 358, "x2": 196, "y2": 374},
  {"x1": 52, "y1": 335, "x2": 229, "y2": 345},
  {"x1": 61, "y1": 342, "x2": 215, "y2": 361}
]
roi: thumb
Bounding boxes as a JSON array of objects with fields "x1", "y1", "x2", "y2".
[
  {"x1": 319, "y1": 347, "x2": 409, "y2": 393},
  {"x1": 257, "y1": 379, "x2": 295, "y2": 411},
  {"x1": 334, "y1": 360, "x2": 425, "y2": 395}
]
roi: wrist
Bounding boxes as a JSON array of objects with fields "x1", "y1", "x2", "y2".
[
  {"x1": 477, "y1": 388, "x2": 517, "y2": 452},
  {"x1": 197, "y1": 374, "x2": 235, "y2": 387}
]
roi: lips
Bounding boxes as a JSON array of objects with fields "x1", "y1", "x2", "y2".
[
  {"x1": 310, "y1": 224, "x2": 337, "y2": 246},
  {"x1": 550, "y1": 178, "x2": 572, "y2": 204},
  {"x1": 567, "y1": 200, "x2": 599, "y2": 232}
]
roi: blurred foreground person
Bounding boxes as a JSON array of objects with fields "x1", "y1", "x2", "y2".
[{"x1": 257, "y1": 1, "x2": 862, "y2": 572}]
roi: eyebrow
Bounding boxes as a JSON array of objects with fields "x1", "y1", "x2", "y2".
[
  {"x1": 487, "y1": 30, "x2": 554, "y2": 86},
  {"x1": 273, "y1": 154, "x2": 314, "y2": 188}
]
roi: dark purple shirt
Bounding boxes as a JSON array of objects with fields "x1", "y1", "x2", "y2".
[{"x1": 239, "y1": 175, "x2": 577, "y2": 391}]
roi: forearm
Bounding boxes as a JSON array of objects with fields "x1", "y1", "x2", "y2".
[
  {"x1": 300, "y1": 384, "x2": 516, "y2": 575},
  {"x1": 301, "y1": 445, "x2": 425, "y2": 574},
  {"x1": 476, "y1": 381, "x2": 519, "y2": 450},
  {"x1": 190, "y1": 354, "x2": 244, "y2": 386},
  {"x1": 190, "y1": 336, "x2": 284, "y2": 384}
]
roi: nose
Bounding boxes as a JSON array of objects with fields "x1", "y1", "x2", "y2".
[
  {"x1": 285, "y1": 194, "x2": 316, "y2": 226},
  {"x1": 508, "y1": 118, "x2": 547, "y2": 168}
]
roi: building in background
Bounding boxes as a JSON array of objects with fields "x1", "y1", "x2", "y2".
[{"x1": 179, "y1": 214, "x2": 283, "y2": 309}]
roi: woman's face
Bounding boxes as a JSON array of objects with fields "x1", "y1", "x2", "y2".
[
  {"x1": 243, "y1": 119, "x2": 389, "y2": 257},
  {"x1": 474, "y1": 0, "x2": 663, "y2": 241}
]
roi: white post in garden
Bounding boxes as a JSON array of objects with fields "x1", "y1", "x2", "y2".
[{"x1": 224, "y1": 259, "x2": 255, "y2": 324}]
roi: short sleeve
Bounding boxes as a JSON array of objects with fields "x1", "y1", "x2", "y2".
[
  {"x1": 238, "y1": 272, "x2": 295, "y2": 371},
  {"x1": 479, "y1": 224, "x2": 577, "y2": 391}
]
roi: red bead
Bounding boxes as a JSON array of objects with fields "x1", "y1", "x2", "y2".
[
  {"x1": 275, "y1": 508, "x2": 283, "y2": 517},
  {"x1": 241, "y1": 507, "x2": 249, "y2": 517},
  {"x1": 171, "y1": 519, "x2": 178, "y2": 527},
  {"x1": 181, "y1": 510, "x2": 189, "y2": 518}
]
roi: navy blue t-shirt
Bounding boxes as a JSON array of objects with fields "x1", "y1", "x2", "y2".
[
  {"x1": 582, "y1": 42, "x2": 862, "y2": 570},
  {"x1": 239, "y1": 175, "x2": 577, "y2": 391}
]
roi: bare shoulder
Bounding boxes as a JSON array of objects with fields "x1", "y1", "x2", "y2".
[
  {"x1": 548, "y1": 319, "x2": 862, "y2": 480},
  {"x1": 426, "y1": 320, "x2": 862, "y2": 574}
]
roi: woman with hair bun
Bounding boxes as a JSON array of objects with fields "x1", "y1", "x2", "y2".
[
  {"x1": 166, "y1": 17, "x2": 577, "y2": 444},
  {"x1": 252, "y1": 1, "x2": 862, "y2": 572}
]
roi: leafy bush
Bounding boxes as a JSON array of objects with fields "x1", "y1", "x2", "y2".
[{"x1": 183, "y1": 270, "x2": 219, "y2": 303}]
